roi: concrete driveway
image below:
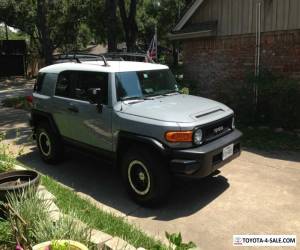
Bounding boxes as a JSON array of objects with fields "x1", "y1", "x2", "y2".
[{"x1": 0, "y1": 82, "x2": 299, "y2": 250}]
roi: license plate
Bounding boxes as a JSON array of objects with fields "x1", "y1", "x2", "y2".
[{"x1": 222, "y1": 144, "x2": 234, "y2": 160}]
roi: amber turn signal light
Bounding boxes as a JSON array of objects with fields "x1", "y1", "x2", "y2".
[{"x1": 165, "y1": 131, "x2": 193, "y2": 142}]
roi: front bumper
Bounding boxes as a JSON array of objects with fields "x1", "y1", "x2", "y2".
[{"x1": 169, "y1": 130, "x2": 242, "y2": 178}]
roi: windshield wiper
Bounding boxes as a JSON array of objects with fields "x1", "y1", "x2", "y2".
[
  {"x1": 144, "y1": 93, "x2": 163, "y2": 98},
  {"x1": 145, "y1": 90, "x2": 179, "y2": 98},
  {"x1": 162, "y1": 90, "x2": 180, "y2": 96},
  {"x1": 121, "y1": 96, "x2": 145, "y2": 101}
]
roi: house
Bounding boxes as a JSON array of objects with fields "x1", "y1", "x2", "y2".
[{"x1": 169, "y1": 0, "x2": 300, "y2": 97}]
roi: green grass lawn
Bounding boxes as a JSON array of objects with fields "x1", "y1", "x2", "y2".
[
  {"x1": 42, "y1": 176, "x2": 164, "y2": 249},
  {"x1": 239, "y1": 125, "x2": 300, "y2": 151}
]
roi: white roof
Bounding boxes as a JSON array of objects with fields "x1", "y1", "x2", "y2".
[{"x1": 39, "y1": 61, "x2": 169, "y2": 74}]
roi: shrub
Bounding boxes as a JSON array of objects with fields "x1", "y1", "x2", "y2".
[
  {"x1": 0, "y1": 133, "x2": 15, "y2": 172},
  {"x1": 33, "y1": 212, "x2": 91, "y2": 247},
  {"x1": 212, "y1": 71, "x2": 300, "y2": 129},
  {"x1": 0, "y1": 219, "x2": 14, "y2": 249},
  {"x1": 255, "y1": 74, "x2": 300, "y2": 129},
  {"x1": 213, "y1": 78, "x2": 256, "y2": 125},
  {"x1": 5, "y1": 188, "x2": 92, "y2": 249},
  {"x1": 1, "y1": 96, "x2": 32, "y2": 111},
  {"x1": 165, "y1": 232, "x2": 196, "y2": 250}
]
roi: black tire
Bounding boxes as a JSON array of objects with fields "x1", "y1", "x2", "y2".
[
  {"x1": 36, "y1": 122, "x2": 64, "y2": 164},
  {"x1": 121, "y1": 147, "x2": 171, "y2": 207}
]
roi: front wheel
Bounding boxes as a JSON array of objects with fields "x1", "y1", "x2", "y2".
[{"x1": 121, "y1": 147, "x2": 171, "y2": 207}]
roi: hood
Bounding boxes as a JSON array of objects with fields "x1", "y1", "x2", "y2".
[{"x1": 119, "y1": 94, "x2": 232, "y2": 123}]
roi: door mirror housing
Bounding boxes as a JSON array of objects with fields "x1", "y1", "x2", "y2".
[
  {"x1": 87, "y1": 88, "x2": 102, "y2": 104},
  {"x1": 87, "y1": 88, "x2": 104, "y2": 113}
]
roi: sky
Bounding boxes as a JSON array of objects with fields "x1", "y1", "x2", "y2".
[{"x1": 0, "y1": 22, "x2": 18, "y2": 33}]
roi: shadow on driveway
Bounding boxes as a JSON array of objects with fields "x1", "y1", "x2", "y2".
[
  {"x1": 243, "y1": 147, "x2": 300, "y2": 163},
  {"x1": 0, "y1": 108, "x2": 33, "y2": 146},
  {"x1": 17, "y1": 148, "x2": 229, "y2": 220}
]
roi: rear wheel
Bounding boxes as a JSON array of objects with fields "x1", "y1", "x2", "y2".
[
  {"x1": 121, "y1": 147, "x2": 171, "y2": 207},
  {"x1": 36, "y1": 122, "x2": 63, "y2": 164}
]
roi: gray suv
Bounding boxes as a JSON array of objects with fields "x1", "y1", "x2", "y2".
[{"x1": 30, "y1": 55, "x2": 242, "y2": 206}]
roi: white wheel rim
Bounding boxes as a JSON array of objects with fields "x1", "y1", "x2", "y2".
[
  {"x1": 128, "y1": 160, "x2": 151, "y2": 195},
  {"x1": 39, "y1": 132, "x2": 51, "y2": 157}
]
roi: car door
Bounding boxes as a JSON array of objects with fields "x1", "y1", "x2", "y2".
[
  {"x1": 66, "y1": 71, "x2": 113, "y2": 152},
  {"x1": 51, "y1": 70, "x2": 77, "y2": 139}
]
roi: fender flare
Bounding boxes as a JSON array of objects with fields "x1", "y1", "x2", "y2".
[
  {"x1": 30, "y1": 109, "x2": 61, "y2": 136},
  {"x1": 117, "y1": 131, "x2": 168, "y2": 156}
]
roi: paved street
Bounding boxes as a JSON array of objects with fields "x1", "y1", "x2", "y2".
[{"x1": 0, "y1": 82, "x2": 299, "y2": 250}]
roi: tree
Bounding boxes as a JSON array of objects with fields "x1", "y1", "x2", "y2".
[
  {"x1": 85, "y1": 0, "x2": 106, "y2": 44},
  {"x1": 0, "y1": 24, "x2": 28, "y2": 40},
  {"x1": 0, "y1": 0, "x2": 192, "y2": 64},
  {"x1": 118, "y1": 0, "x2": 138, "y2": 52},
  {"x1": 105, "y1": 0, "x2": 117, "y2": 52},
  {"x1": 36, "y1": 0, "x2": 52, "y2": 65},
  {"x1": 0, "y1": 0, "x2": 90, "y2": 65},
  {"x1": 137, "y1": 0, "x2": 189, "y2": 65}
]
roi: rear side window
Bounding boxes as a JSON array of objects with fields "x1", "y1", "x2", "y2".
[
  {"x1": 34, "y1": 73, "x2": 45, "y2": 93},
  {"x1": 74, "y1": 71, "x2": 108, "y2": 105},
  {"x1": 55, "y1": 71, "x2": 75, "y2": 98}
]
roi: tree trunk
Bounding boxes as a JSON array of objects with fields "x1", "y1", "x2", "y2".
[
  {"x1": 118, "y1": 0, "x2": 138, "y2": 52},
  {"x1": 37, "y1": 0, "x2": 53, "y2": 65},
  {"x1": 106, "y1": 0, "x2": 117, "y2": 52},
  {"x1": 4, "y1": 23, "x2": 9, "y2": 40}
]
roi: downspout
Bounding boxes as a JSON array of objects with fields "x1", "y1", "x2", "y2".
[
  {"x1": 255, "y1": 0, "x2": 261, "y2": 77},
  {"x1": 254, "y1": 0, "x2": 262, "y2": 106}
]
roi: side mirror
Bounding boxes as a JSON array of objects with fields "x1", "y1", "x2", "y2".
[
  {"x1": 87, "y1": 88, "x2": 102, "y2": 104},
  {"x1": 87, "y1": 88, "x2": 103, "y2": 113}
]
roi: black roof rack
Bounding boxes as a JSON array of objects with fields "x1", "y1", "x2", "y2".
[
  {"x1": 52, "y1": 51, "x2": 154, "y2": 65},
  {"x1": 52, "y1": 53, "x2": 109, "y2": 66}
]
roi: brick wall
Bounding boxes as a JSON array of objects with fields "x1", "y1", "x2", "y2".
[{"x1": 183, "y1": 30, "x2": 300, "y2": 97}]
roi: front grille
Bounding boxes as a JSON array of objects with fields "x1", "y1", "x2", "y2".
[{"x1": 202, "y1": 116, "x2": 233, "y2": 143}]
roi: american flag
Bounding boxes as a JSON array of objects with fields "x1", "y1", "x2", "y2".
[{"x1": 147, "y1": 27, "x2": 158, "y2": 60}]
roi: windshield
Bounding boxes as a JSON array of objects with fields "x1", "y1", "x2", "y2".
[{"x1": 116, "y1": 69, "x2": 179, "y2": 101}]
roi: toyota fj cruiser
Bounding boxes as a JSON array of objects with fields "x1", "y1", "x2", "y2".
[{"x1": 30, "y1": 54, "x2": 242, "y2": 206}]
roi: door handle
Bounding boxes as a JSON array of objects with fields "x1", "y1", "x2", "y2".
[{"x1": 68, "y1": 105, "x2": 79, "y2": 113}]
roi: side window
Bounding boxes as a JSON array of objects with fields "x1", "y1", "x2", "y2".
[
  {"x1": 55, "y1": 71, "x2": 74, "y2": 98},
  {"x1": 34, "y1": 73, "x2": 45, "y2": 93},
  {"x1": 116, "y1": 72, "x2": 142, "y2": 101},
  {"x1": 74, "y1": 72, "x2": 108, "y2": 105}
]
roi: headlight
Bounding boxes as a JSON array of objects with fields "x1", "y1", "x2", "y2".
[
  {"x1": 232, "y1": 117, "x2": 235, "y2": 129},
  {"x1": 193, "y1": 128, "x2": 203, "y2": 145}
]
